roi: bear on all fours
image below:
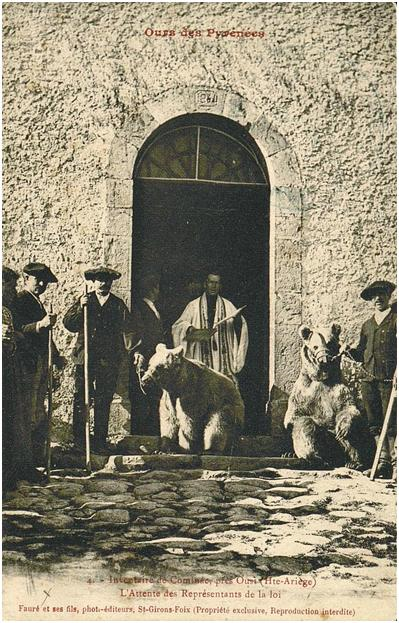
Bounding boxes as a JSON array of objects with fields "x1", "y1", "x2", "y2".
[{"x1": 141, "y1": 344, "x2": 244, "y2": 455}]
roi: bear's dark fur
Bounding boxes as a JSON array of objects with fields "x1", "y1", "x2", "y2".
[{"x1": 141, "y1": 344, "x2": 244, "y2": 455}]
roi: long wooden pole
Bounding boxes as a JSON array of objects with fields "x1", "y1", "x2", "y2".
[
  {"x1": 370, "y1": 369, "x2": 397, "y2": 481},
  {"x1": 83, "y1": 284, "x2": 91, "y2": 473},
  {"x1": 46, "y1": 304, "x2": 54, "y2": 481}
]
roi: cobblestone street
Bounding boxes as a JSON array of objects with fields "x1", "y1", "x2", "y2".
[{"x1": 2, "y1": 455, "x2": 396, "y2": 620}]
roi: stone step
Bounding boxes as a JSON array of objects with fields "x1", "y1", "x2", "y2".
[
  {"x1": 102, "y1": 454, "x2": 304, "y2": 473},
  {"x1": 115, "y1": 435, "x2": 282, "y2": 457}
]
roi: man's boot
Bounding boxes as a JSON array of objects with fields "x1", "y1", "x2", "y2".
[
  {"x1": 372, "y1": 434, "x2": 392, "y2": 479},
  {"x1": 388, "y1": 435, "x2": 397, "y2": 482}
]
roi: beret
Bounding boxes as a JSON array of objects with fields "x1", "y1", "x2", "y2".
[{"x1": 84, "y1": 265, "x2": 121, "y2": 281}]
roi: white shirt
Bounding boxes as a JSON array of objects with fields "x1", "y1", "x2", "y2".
[
  {"x1": 374, "y1": 308, "x2": 391, "y2": 325},
  {"x1": 96, "y1": 292, "x2": 110, "y2": 307},
  {"x1": 143, "y1": 298, "x2": 160, "y2": 320}
]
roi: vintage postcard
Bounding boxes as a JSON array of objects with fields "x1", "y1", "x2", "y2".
[{"x1": 2, "y1": 1, "x2": 396, "y2": 621}]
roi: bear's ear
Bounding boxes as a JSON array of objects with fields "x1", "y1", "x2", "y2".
[
  {"x1": 155, "y1": 343, "x2": 167, "y2": 353},
  {"x1": 299, "y1": 325, "x2": 312, "y2": 341},
  {"x1": 331, "y1": 323, "x2": 341, "y2": 339}
]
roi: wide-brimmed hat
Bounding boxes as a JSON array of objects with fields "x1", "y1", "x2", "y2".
[
  {"x1": 84, "y1": 266, "x2": 121, "y2": 281},
  {"x1": 360, "y1": 280, "x2": 396, "y2": 301},
  {"x1": 23, "y1": 262, "x2": 58, "y2": 283}
]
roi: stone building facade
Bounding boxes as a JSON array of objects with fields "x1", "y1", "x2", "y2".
[{"x1": 3, "y1": 3, "x2": 396, "y2": 450}]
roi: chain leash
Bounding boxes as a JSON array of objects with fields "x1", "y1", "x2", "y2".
[{"x1": 137, "y1": 364, "x2": 147, "y2": 395}]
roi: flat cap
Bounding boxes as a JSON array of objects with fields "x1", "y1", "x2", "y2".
[
  {"x1": 84, "y1": 266, "x2": 121, "y2": 281},
  {"x1": 2, "y1": 267, "x2": 19, "y2": 283},
  {"x1": 360, "y1": 280, "x2": 396, "y2": 301},
  {"x1": 23, "y1": 262, "x2": 58, "y2": 283}
]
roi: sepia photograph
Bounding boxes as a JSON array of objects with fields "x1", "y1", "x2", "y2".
[{"x1": 2, "y1": 1, "x2": 397, "y2": 620}]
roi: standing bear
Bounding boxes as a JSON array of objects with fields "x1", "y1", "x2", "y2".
[
  {"x1": 141, "y1": 344, "x2": 244, "y2": 454},
  {"x1": 284, "y1": 324, "x2": 374, "y2": 470}
]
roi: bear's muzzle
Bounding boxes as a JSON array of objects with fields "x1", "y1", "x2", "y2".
[{"x1": 315, "y1": 351, "x2": 331, "y2": 364}]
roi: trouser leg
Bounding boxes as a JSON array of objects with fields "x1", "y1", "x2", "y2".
[
  {"x1": 387, "y1": 436, "x2": 397, "y2": 481},
  {"x1": 21, "y1": 355, "x2": 48, "y2": 466},
  {"x1": 6, "y1": 356, "x2": 35, "y2": 481},
  {"x1": 93, "y1": 365, "x2": 117, "y2": 448},
  {"x1": 3, "y1": 364, "x2": 18, "y2": 490},
  {"x1": 73, "y1": 366, "x2": 86, "y2": 447},
  {"x1": 379, "y1": 381, "x2": 397, "y2": 436},
  {"x1": 362, "y1": 381, "x2": 391, "y2": 477},
  {"x1": 148, "y1": 388, "x2": 161, "y2": 436},
  {"x1": 361, "y1": 380, "x2": 383, "y2": 435},
  {"x1": 72, "y1": 365, "x2": 96, "y2": 448},
  {"x1": 32, "y1": 421, "x2": 48, "y2": 467},
  {"x1": 135, "y1": 390, "x2": 161, "y2": 436},
  {"x1": 130, "y1": 370, "x2": 150, "y2": 434},
  {"x1": 19, "y1": 361, "x2": 37, "y2": 474},
  {"x1": 31, "y1": 356, "x2": 49, "y2": 465},
  {"x1": 380, "y1": 381, "x2": 397, "y2": 479},
  {"x1": 93, "y1": 397, "x2": 113, "y2": 447}
]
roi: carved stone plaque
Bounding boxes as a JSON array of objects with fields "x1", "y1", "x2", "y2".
[{"x1": 195, "y1": 89, "x2": 218, "y2": 107}]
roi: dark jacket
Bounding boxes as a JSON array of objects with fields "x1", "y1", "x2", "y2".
[
  {"x1": 12, "y1": 290, "x2": 57, "y2": 370},
  {"x1": 135, "y1": 299, "x2": 165, "y2": 362},
  {"x1": 350, "y1": 307, "x2": 397, "y2": 381},
  {"x1": 63, "y1": 292, "x2": 141, "y2": 366}
]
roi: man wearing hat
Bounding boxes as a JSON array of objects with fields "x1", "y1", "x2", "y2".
[
  {"x1": 345, "y1": 280, "x2": 397, "y2": 479},
  {"x1": 63, "y1": 266, "x2": 141, "y2": 451},
  {"x1": 12, "y1": 262, "x2": 61, "y2": 467}
]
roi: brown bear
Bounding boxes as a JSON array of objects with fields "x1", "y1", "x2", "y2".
[
  {"x1": 141, "y1": 344, "x2": 244, "y2": 454},
  {"x1": 284, "y1": 324, "x2": 374, "y2": 469}
]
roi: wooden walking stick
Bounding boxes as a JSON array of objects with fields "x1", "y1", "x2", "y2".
[
  {"x1": 83, "y1": 283, "x2": 92, "y2": 473},
  {"x1": 370, "y1": 369, "x2": 397, "y2": 481},
  {"x1": 46, "y1": 304, "x2": 54, "y2": 481}
]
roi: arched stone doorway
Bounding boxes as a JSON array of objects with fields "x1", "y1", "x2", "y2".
[
  {"x1": 131, "y1": 113, "x2": 270, "y2": 434},
  {"x1": 105, "y1": 87, "x2": 303, "y2": 450}
]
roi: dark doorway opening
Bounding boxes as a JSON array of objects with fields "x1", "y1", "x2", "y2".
[{"x1": 131, "y1": 114, "x2": 270, "y2": 434}]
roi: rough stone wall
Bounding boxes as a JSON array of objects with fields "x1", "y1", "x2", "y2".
[{"x1": 3, "y1": 3, "x2": 396, "y2": 433}]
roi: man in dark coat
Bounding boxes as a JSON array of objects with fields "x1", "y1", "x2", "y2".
[
  {"x1": 63, "y1": 266, "x2": 140, "y2": 451},
  {"x1": 346, "y1": 280, "x2": 397, "y2": 479},
  {"x1": 3, "y1": 267, "x2": 44, "y2": 487},
  {"x1": 12, "y1": 262, "x2": 60, "y2": 467},
  {"x1": 131, "y1": 273, "x2": 165, "y2": 435}
]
